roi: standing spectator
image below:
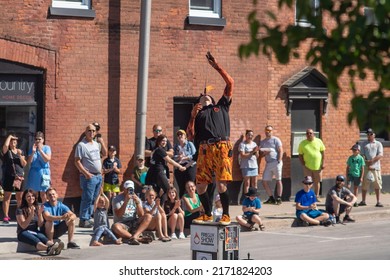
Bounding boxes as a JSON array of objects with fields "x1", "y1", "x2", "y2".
[
  {"x1": 1, "y1": 134, "x2": 27, "y2": 223},
  {"x1": 260, "y1": 125, "x2": 283, "y2": 205},
  {"x1": 143, "y1": 189, "x2": 171, "y2": 242},
  {"x1": 26, "y1": 131, "x2": 51, "y2": 203},
  {"x1": 173, "y1": 129, "x2": 197, "y2": 198},
  {"x1": 186, "y1": 52, "x2": 234, "y2": 225},
  {"x1": 298, "y1": 128, "x2": 326, "y2": 202},
  {"x1": 145, "y1": 134, "x2": 186, "y2": 202},
  {"x1": 75, "y1": 123, "x2": 103, "y2": 228},
  {"x1": 325, "y1": 175, "x2": 357, "y2": 224},
  {"x1": 111, "y1": 180, "x2": 153, "y2": 245},
  {"x1": 360, "y1": 128, "x2": 384, "y2": 207},
  {"x1": 164, "y1": 186, "x2": 185, "y2": 239},
  {"x1": 131, "y1": 154, "x2": 149, "y2": 201},
  {"x1": 92, "y1": 121, "x2": 108, "y2": 158},
  {"x1": 236, "y1": 187, "x2": 265, "y2": 231},
  {"x1": 238, "y1": 129, "x2": 259, "y2": 201},
  {"x1": 43, "y1": 188, "x2": 80, "y2": 249},
  {"x1": 102, "y1": 145, "x2": 122, "y2": 205},
  {"x1": 16, "y1": 189, "x2": 64, "y2": 255},
  {"x1": 295, "y1": 176, "x2": 331, "y2": 226},
  {"x1": 346, "y1": 143, "x2": 365, "y2": 207},
  {"x1": 145, "y1": 124, "x2": 174, "y2": 179},
  {"x1": 90, "y1": 188, "x2": 122, "y2": 246},
  {"x1": 182, "y1": 181, "x2": 203, "y2": 228}
]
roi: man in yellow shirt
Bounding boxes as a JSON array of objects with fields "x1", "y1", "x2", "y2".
[{"x1": 298, "y1": 128, "x2": 326, "y2": 202}]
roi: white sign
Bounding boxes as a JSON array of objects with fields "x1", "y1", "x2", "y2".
[{"x1": 190, "y1": 225, "x2": 218, "y2": 252}]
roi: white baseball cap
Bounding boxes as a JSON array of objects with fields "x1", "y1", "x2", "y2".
[{"x1": 123, "y1": 180, "x2": 134, "y2": 190}]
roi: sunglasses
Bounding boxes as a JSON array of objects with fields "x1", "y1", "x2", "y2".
[
  {"x1": 154, "y1": 129, "x2": 162, "y2": 133},
  {"x1": 306, "y1": 132, "x2": 313, "y2": 135}
]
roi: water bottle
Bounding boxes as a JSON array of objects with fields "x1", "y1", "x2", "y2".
[{"x1": 329, "y1": 214, "x2": 336, "y2": 225}]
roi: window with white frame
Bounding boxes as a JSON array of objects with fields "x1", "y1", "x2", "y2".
[
  {"x1": 189, "y1": 0, "x2": 222, "y2": 18},
  {"x1": 52, "y1": 0, "x2": 91, "y2": 10},
  {"x1": 295, "y1": 0, "x2": 320, "y2": 27}
]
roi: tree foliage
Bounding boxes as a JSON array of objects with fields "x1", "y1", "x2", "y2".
[{"x1": 239, "y1": 0, "x2": 390, "y2": 135}]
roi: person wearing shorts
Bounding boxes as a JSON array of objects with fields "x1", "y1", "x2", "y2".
[
  {"x1": 186, "y1": 52, "x2": 234, "y2": 226},
  {"x1": 260, "y1": 125, "x2": 283, "y2": 205},
  {"x1": 43, "y1": 188, "x2": 80, "y2": 249},
  {"x1": 295, "y1": 176, "x2": 331, "y2": 226}
]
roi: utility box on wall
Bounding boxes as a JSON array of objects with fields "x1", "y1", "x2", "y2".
[{"x1": 191, "y1": 223, "x2": 239, "y2": 260}]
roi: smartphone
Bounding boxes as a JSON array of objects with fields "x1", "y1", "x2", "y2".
[{"x1": 129, "y1": 189, "x2": 134, "y2": 195}]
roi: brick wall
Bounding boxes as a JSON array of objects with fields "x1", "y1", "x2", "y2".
[{"x1": 0, "y1": 1, "x2": 388, "y2": 199}]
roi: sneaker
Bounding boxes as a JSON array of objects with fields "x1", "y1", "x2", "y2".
[
  {"x1": 375, "y1": 202, "x2": 384, "y2": 207},
  {"x1": 358, "y1": 201, "x2": 367, "y2": 206},
  {"x1": 275, "y1": 197, "x2": 282, "y2": 205},
  {"x1": 322, "y1": 220, "x2": 332, "y2": 227},
  {"x1": 178, "y1": 232, "x2": 186, "y2": 239},
  {"x1": 263, "y1": 197, "x2": 275, "y2": 204},
  {"x1": 353, "y1": 202, "x2": 358, "y2": 207},
  {"x1": 193, "y1": 214, "x2": 213, "y2": 224},
  {"x1": 170, "y1": 233, "x2": 178, "y2": 240},
  {"x1": 219, "y1": 214, "x2": 231, "y2": 225},
  {"x1": 54, "y1": 241, "x2": 65, "y2": 255},
  {"x1": 78, "y1": 220, "x2": 93, "y2": 228},
  {"x1": 67, "y1": 241, "x2": 80, "y2": 249},
  {"x1": 299, "y1": 219, "x2": 309, "y2": 227},
  {"x1": 343, "y1": 215, "x2": 355, "y2": 223},
  {"x1": 47, "y1": 242, "x2": 59, "y2": 255},
  {"x1": 2, "y1": 216, "x2": 10, "y2": 224}
]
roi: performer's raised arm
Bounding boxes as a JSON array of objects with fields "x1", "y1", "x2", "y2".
[{"x1": 206, "y1": 52, "x2": 234, "y2": 101}]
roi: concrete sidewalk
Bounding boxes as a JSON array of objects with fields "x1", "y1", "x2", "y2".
[{"x1": 0, "y1": 193, "x2": 389, "y2": 256}]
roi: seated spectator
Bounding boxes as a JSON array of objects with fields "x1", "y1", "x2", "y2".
[
  {"x1": 236, "y1": 187, "x2": 265, "y2": 231},
  {"x1": 295, "y1": 176, "x2": 331, "y2": 227},
  {"x1": 325, "y1": 175, "x2": 357, "y2": 224},
  {"x1": 182, "y1": 181, "x2": 203, "y2": 228},
  {"x1": 164, "y1": 186, "x2": 185, "y2": 239},
  {"x1": 111, "y1": 180, "x2": 153, "y2": 245},
  {"x1": 143, "y1": 189, "x2": 171, "y2": 242},
  {"x1": 16, "y1": 189, "x2": 64, "y2": 255},
  {"x1": 43, "y1": 188, "x2": 80, "y2": 249},
  {"x1": 90, "y1": 188, "x2": 122, "y2": 246}
]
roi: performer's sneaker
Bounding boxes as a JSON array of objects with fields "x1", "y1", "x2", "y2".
[
  {"x1": 193, "y1": 214, "x2": 213, "y2": 224},
  {"x1": 219, "y1": 214, "x2": 231, "y2": 225}
]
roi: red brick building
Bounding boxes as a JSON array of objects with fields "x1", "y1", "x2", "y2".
[{"x1": 0, "y1": 1, "x2": 388, "y2": 211}]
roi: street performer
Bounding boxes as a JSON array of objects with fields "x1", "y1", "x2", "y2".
[{"x1": 186, "y1": 52, "x2": 234, "y2": 225}]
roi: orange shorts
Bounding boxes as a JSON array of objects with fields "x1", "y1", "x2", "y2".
[{"x1": 196, "y1": 141, "x2": 233, "y2": 184}]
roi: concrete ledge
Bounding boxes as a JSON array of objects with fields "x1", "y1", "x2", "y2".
[{"x1": 16, "y1": 242, "x2": 36, "y2": 253}]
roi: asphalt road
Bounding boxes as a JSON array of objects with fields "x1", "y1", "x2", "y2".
[{"x1": 1, "y1": 218, "x2": 388, "y2": 260}]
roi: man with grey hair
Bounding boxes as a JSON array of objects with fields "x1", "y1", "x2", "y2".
[{"x1": 75, "y1": 123, "x2": 103, "y2": 228}]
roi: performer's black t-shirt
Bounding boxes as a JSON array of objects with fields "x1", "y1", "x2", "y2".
[{"x1": 194, "y1": 95, "x2": 231, "y2": 146}]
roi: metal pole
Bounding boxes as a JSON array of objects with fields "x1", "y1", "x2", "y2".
[{"x1": 135, "y1": 0, "x2": 152, "y2": 156}]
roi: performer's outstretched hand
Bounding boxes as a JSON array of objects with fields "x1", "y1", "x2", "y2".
[{"x1": 206, "y1": 51, "x2": 217, "y2": 68}]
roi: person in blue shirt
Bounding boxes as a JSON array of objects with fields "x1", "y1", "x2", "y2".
[
  {"x1": 236, "y1": 187, "x2": 265, "y2": 231},
  {"x1": 295, "y1": 176, "x2": 331, "y2": 226},
  {"x1": 43, "y1": 188, "x2": 80, "y2": 249}
]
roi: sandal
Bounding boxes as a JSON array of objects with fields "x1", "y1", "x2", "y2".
[
  {"x1": 259, "y1": 224, "x2": 265, "y2": 231},
  {"x1": 139, "y1": 236, "x2": 153, "y2": 244},
  {"x1": 128, "y1": 238, "x2": 140, "y2": 245},
  {"x1": 159, "y1": 236, "x2": 171, "y2": 242}
]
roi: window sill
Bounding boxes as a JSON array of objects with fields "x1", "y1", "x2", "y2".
[
  {"x1": 49, "y1": 7, "x2": 96, "y2": 18},
  {"x1": 187, "y1": 16, "x2": 226, "y2": 27}
]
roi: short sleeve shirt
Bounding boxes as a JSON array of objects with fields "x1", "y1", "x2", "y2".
[
  {"x1": 298, "y1": 138, "x2": 325, "y2": 170},
  {"x1": 346, "y1": 154, "x2": 365, "y2": 177},
  {"x1": 361, "y1": 140, "x2": 383, "y2": 170},
  {"x1": 260, "y1": 136, "x2": 282, "y2": 163},
  {"x1": 43, "y1": 201, "x2": 71, "y2": 226},
  {"x1": 113, "y1": 193, "x2": 142, "y2": 223},
  {"x1": 242, "y1": 197, "x2": 261, "y2": 218},
  {"x1": 238, "y1": 141, "x2": 258, "y2": 169},
  {"x1": 325, "y1": 185, "x2": 353, "y2": 209}
]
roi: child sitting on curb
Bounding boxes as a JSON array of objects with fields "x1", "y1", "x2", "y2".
[{"x1": 236, "y1": 187, "x2": 265, "y2": 231}]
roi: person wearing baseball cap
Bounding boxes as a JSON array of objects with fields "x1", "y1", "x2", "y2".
[
  {"x1": 294, "y1": 176, "x2": 331, "y2": 227},
  {"x1": 346, "y1": 142, "x2": 365, "y2": 207},
  {"x1": 360, "y1": 128, "x2": 384, "y2": 207},
  {"x1": 111, "y1": 180, "x2": 153, "y2": 245},
  {"x1": 325, "y1": 175, "x2": 357, "y2": 224}
]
